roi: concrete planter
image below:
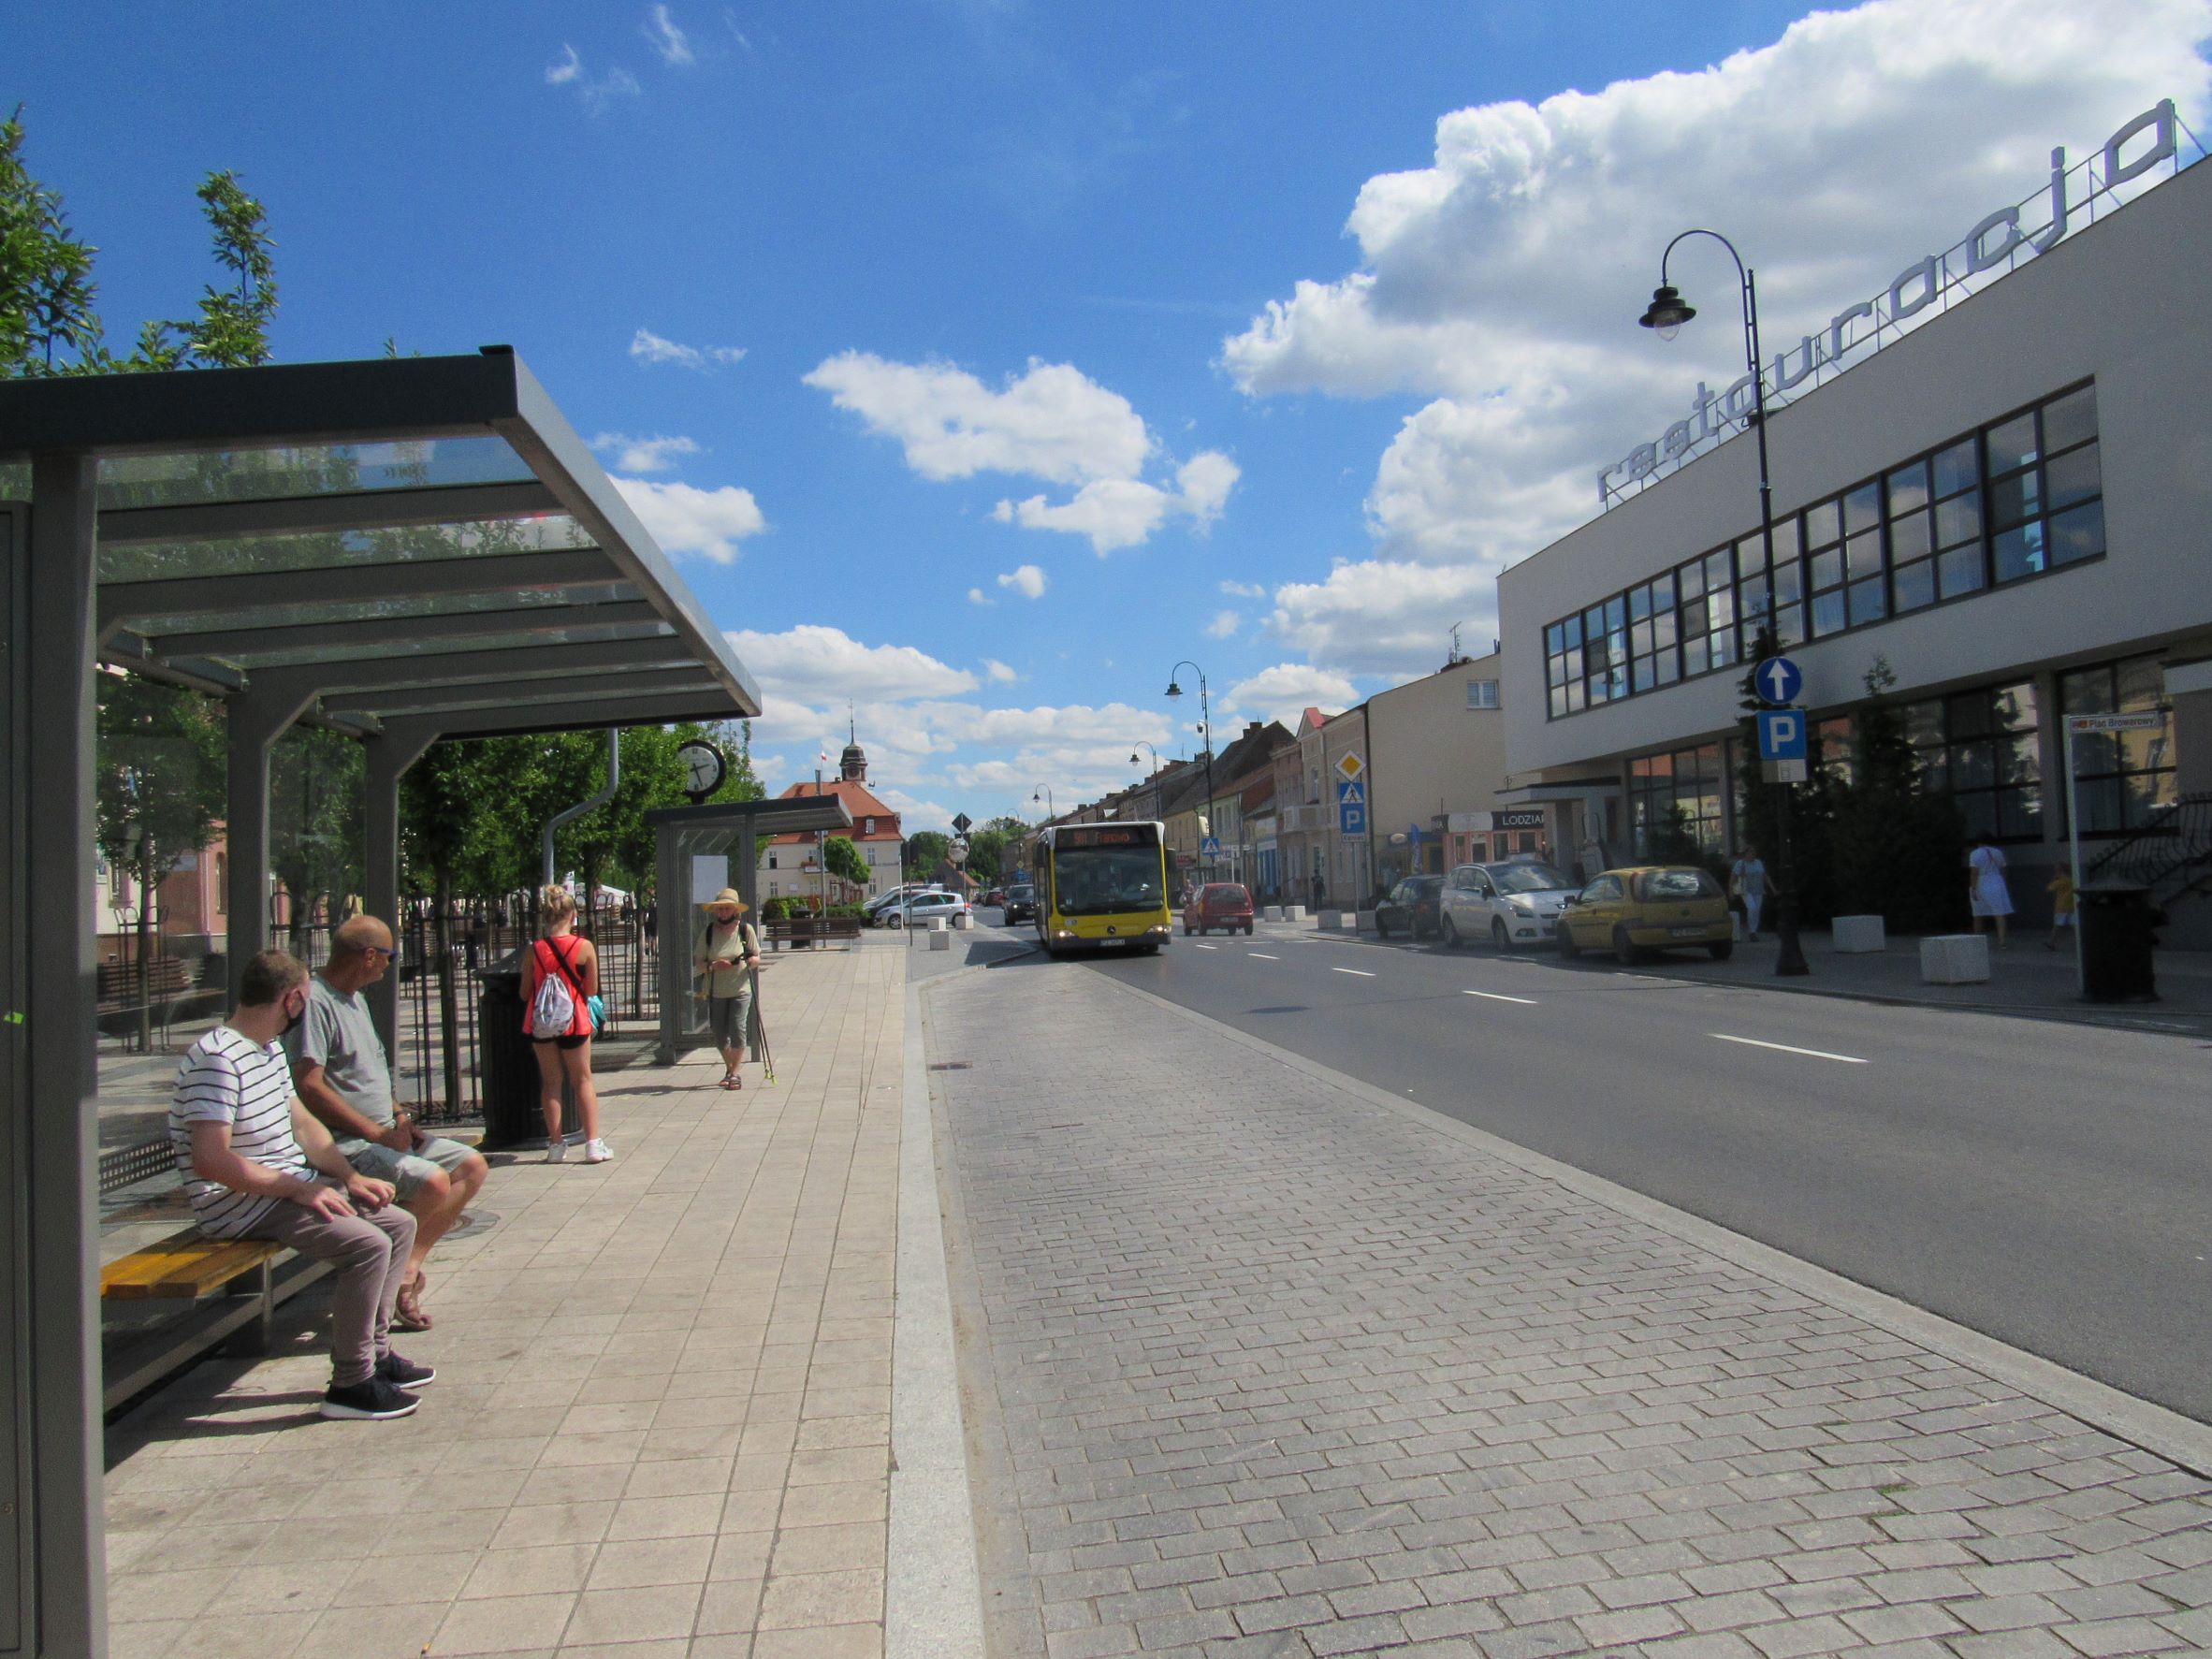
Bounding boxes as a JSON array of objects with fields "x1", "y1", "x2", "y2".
[
  {"x1": 1832, "y1": 914, "x2": 1886, "y2": 953},
  {"x1": 1356, "y1": 910, "x2": 1378, "y2": 935},
  {"x1": 1282, "y1": 905, "x2": 1305, "y2": 921},
  {"x1": 1920, "y1": 934, "x2": 1989, "y2": 983}
]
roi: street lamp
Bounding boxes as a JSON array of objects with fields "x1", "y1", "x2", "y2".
[
  {"x1": 1640, "y1": 228, "x2": 1809, "y2": 977},
  {"x1": 1031, "y1": 785, "x2": 1055, "y2": 821},
  {"x1": 1128, "y1": 741, "x2": 1159, "y2": 774},
  {"x1": 1164, "y1": 662, "x2": 1215, "y2": 877}
]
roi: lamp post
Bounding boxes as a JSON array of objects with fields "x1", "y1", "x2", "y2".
[
  {"x1": 1031, "y1": 786, "x2": 1054, "y2": 821},
  {"x1": 1639, "y1": 229, "x2": 1810, "y2": 977},
  {"x1": 1128, "y1": 741, "x2": 1159, "y2": 775},
  {"x1": 1164, "y1": 662, "x2": 1214, "y2": 880}
]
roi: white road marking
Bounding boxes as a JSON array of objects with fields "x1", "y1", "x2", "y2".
[
  {"x1": 1710, "y1": 1033, "x2": 1868, "y2": 1065},
  {"x1": 1331, "y1": 967, "x2": 1376, "y2": 978},
  {"x1": 1193, "y1": 943, "x2": 1217, "y2": 951},
  {"x1": 1250, "y1": 953, "x2": 1279, "y2": 960},
  {"x1": 1463, "y1": 990, "x2": 1537, "y2": 1005}
]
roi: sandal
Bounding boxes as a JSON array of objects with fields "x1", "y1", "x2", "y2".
[
  {"x1": 393, "y1": 1271, "x2": 432, "y2": 1332},
  {"x1": 720, "y1": 1073, "x2": 743, "y2": 1090}
]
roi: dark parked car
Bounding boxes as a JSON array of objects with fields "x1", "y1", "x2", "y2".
[
  {"x1": 1375, "y1": 875, "x2": 1446, "y2": 940},
  {"x1": 1181, "y1": 882, "x2": 1254, "y2": 937},
  {"x1": 1002, "y1": 883, "x2": 1038, "y2": 924}
]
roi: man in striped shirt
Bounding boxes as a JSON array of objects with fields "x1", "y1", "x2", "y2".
[{"x1": 170, "y1": 948, "x2": 429, "y2": 1420}]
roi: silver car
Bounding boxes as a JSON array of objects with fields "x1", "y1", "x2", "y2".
[{"x1": 1437, "y1": 861, "x2": 1578, "y2": 950}]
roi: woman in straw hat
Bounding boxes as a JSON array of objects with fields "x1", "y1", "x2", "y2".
[{"x1": 693, "y1": 889, "x2": 763, "y2": 1089}]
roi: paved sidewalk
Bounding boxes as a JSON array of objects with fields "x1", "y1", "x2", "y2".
[
  {"x1": 922, "y1": 958, "x2": 2212, "y2": 1659},
  {"x1": 103, "y1": 941, "x2": 905, "y2": 1659}
]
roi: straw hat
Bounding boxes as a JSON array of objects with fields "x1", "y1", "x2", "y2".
[{"x1": 699, "y1": 887, "x2": 749, "y2": 913}]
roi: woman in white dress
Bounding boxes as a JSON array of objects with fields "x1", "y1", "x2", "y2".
[{"x1": 1967, "y1": 831, "x2": 2014, "y2": 948}]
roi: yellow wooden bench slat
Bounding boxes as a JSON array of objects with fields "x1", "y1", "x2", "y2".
[{"x1": 101, "y1": 1230, "x2": 283, "y2": 1300}]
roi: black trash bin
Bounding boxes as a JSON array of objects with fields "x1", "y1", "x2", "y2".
[
  {"x1": 477, "y1": 950, "x2": 576, "y2": 1149},
  {"x1": 2077, "y1": 883, "x2": 2157, "y2": 1003}
]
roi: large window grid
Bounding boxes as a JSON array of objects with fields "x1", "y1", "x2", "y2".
[
  {"x1": 1545, "y1": 382, "x2": 2103, "y2": 720},
  {"x1": 2059, "y1": 654, "x2": 2174, "y2": 837},
  {"x1": 1904, "y1": 680, "x2": 2042, "y2": 843}
]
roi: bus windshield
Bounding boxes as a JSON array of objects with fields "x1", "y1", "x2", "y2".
[{"x1": 1054, "y1": 847, "x2": 1167, "y2": 915}]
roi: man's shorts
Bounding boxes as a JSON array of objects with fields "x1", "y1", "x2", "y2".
[{"x1": 337, "y1": 1134, "x2": 477, "y2": 1201}]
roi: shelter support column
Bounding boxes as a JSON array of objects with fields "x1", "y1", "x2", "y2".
[
  {"x1": 23, "y1": 454, "x2": 104, "y2": 1658},
  {"x1": 224, "y1": 685, "x2": 319, "y2": 1003},
  {"x1": 364, "y1": 722, "x2": 439, "y2": 1055}
]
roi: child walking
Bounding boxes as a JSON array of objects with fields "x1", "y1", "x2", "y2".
[{"x1": 2045, "y1": 866, "x2": 2076, "y2": 951}]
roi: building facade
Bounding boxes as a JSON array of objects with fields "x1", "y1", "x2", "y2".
[
  {"x1": 1363, "y1": 651, "x2": 1537, "y2": 883},
  {"x1": 757, "y1": 735, "x2": 904, "y2": 906},
  {"x1": 1497, "y1": 142, "x2": 2212, "y2": 926}
]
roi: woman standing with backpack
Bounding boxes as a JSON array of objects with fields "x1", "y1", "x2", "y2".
[
  {"x1": 693, "y1": 888, "x2": 763, "y2": 1090},
  {"x1": 522, "y1": 887, "x2": 609, "y2": 1164}
]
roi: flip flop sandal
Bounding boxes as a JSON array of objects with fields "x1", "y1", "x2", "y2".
[{"x1": 394, "y1": 1273, "x2": 432, "y2": 1332}]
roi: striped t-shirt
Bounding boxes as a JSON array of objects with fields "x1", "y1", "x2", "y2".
[{"x1": 169, "y1": 1025, "x2": 313, "y2": 1238}]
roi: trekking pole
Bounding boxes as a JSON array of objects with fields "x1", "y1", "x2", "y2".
[{"x1": 749, "y1": 961, "x2": 776, "y2": 1084}]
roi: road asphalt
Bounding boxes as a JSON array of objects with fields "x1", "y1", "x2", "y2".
[{"x1": 979, "y1": 917, "x2": 2212, "y2": 1427}]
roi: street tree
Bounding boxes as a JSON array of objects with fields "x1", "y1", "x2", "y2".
[
  {"x1": 904, "y1": 830, "x2": 951, "y2": 880},
  {"x1": 822, "y1": 835, "x2": 869, "y2": 895}
]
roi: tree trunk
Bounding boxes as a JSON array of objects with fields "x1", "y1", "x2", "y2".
[{"x1": 435, "y1": 861, "x2": 461, "y2": 1119}]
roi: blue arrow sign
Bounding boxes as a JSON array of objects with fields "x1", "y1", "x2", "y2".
[
  {"x1": 1754, "y1": 655, "x2": 1803, "y2": 706},
  {"x1": 1755, "y1": 708, "x2": 1808, "y2": 763}
]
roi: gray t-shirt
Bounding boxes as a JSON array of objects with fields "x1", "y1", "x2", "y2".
[{"x1": 288, "y1": 975, "x2": 394, "y2": 1129}]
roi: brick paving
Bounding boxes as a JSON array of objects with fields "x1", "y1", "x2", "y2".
[
  {"x1": 102, "y1": 940, "x2": 903, "y2": 1659},
  {"x1": 923, "y1": 963, "x2": 2212, "y2": 1658}
]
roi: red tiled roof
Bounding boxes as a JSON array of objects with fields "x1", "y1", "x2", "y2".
[{"x1": 765, "y1": 779, "x2": 904, "y2": 844}]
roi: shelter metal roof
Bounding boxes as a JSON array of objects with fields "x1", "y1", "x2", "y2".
[{"x1": 0, "y1": 347, "x2": 759, "y2": 735}]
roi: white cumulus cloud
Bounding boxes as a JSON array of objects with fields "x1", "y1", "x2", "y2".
[
  {"x1": 630, "y1": 327, "x2": 746, "y2": 371},
  {"x1": 996, "y1": 564, "x2": 1047, "y2": 599},
  {"x1": 1224, "y1": 0, "x2": 2212, "y2": 672},
  {"x1": 591, "y1": 432, "x2": 702, "y2": 474},
  {"x1": 1267, "y1": 560, "x2": 1497, "y2": 678},
  {"x1": 1225, "y1": 664, "x2": 1361, "y2": 728},
  {"x1": 724, "y1": 625, "x2": 981, "y2": 706},
  {"x1": 983, "y1": 659, "x2": 1020, "y2": 683},
  {"x1": 612, "y1": 477, "x2": 765, "y2": 562},
  {"x1": 995, "y1": 451, "x2": 1241, "y2": 556},
  {"x1": 967, "y1": 587, "x2": 992, "y2": 606},
  {"x1": 1205, "y1": 610, "x2": 1238, "y2": 639},
  {"x1": 1219, "y1": 579, "x2": 1267, "y2": 600}
]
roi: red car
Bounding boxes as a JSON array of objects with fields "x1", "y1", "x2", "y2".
[{"x1": 1181, "y1": 882, "x2": 1255, "y2": 937}]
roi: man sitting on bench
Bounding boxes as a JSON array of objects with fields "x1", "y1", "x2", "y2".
[
  {"x1": 288, "y1": 913, "x2": 488, "y2": 1332},
  {"x1": 170, "y1": 948, "x2": 430, "y2": 1420}
]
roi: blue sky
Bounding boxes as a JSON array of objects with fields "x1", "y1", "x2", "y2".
[{"x1": 16, "y1": 1, "x2": 2210, "y2": 827}]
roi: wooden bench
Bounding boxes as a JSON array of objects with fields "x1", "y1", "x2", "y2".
[
  {"x1": 96, "y1": 955, "x2": 193, "y2": 1006},
  {"x1": 764, "y1": 915, "x2": 864, "y2": 949},
  {"x1": 100, "y1": 1229, "x2": 328, "y2": 1412}
]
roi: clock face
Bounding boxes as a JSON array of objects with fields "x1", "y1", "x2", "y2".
[{"x1": 678, "y1": 742, "x2": 725, "y2": 796}]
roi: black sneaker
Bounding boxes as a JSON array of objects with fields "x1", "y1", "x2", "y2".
[
  {"x1": 378, "y1": 1350, "x2": 436, "y2": 1390},
  {"x1": 320, "y1": 1375, "x2": 421, "y2": 1420}
]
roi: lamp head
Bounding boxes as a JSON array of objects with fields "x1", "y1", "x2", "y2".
[
  {"x1": 1164, "y1": 678, "x2": 1183, "y2": 700},
  {"x1": 1639, "y1": 283, "x2": 1695, "y2": 341},
  {"x1": 1128, "y1": 750, "x2": 1141, "y2": 765}
]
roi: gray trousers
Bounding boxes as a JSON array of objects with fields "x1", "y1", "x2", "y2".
[{"x1": 242, "y1": 1195, "x2": 417, "y2": 1386}]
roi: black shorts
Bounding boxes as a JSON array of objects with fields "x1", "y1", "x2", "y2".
[{"x1": 532, "y1": 1034, "x2": 591, "y2": 1051}]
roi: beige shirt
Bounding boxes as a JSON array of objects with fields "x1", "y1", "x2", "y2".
[{"x1": 695, "y1": 917, "x2": 759, "y2": 997}]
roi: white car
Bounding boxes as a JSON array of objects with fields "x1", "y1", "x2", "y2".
[
  {"x1": 863, "y1": 883, "x2": 940, "y2": 919},
  {"x1": 879, "y1": 891, "x2": 968, "y2": 928},
  {"x1": 1437, "y1": 861, "x2": 1579, "y2": 951}
]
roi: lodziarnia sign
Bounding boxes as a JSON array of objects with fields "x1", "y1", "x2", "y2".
[{"x1": 1598, "y1": 101, "x2": 2183, "y2": 507}]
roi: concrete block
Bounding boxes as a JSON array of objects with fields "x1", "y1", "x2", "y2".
[
  {"x1": 1261, "y1": 906, "x2": 1282, "y2": 922},
  {"x1": 1832, "y1": 913, "x2": 1885, "y2": 953},
  {"x1": 1318, "y1": 910, "x2": 1347, "y2": 930},
  {"x1": 1356, "y1": 910, "x2": 1378, "y2": 935},
  {"x1": 929, "y1": 927, "x2": 952, "y2": 952},
  {"x1": 1920, "y1": 933, "x2": 1988, "y2": 983},
  {"x1": 1282, "y1": 905, "x2": 1305, "y2": 921},
  {"x1": 952, "y1": 911, "x2": 969, "y2": 930}
]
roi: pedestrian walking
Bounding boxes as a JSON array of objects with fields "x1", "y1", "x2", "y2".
[
  {"x1": 1968, "y1": 831, "x2": 2015, "y2": 949},
  {"x1": 523, "y1": 886, "x2": 609, "y2": 1163},
  {"x1": 2045, "y1": 866, "x2": 2076, "y2": 952},
  {"x1": 693, "y1": 888, "x2": 763, "y2": 1090},
  {"x1": 1729, "y1": 846, "x2": 1768, "y2": 941}
]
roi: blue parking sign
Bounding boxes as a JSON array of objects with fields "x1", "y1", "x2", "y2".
[
  {"x1": 1755, "y1": 708, "x2": 1808, "y2": 763},
  {"x1": 1339, "y1": 801, "x2": 1366, "y2": 836}
]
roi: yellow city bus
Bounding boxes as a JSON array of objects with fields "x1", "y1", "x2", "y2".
[{"x1": 1034, "y1": 822, "x2": 1172, "y2": 956}]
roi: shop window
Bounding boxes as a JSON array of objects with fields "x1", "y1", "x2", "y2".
[
  {"x1": 1628, "y1": 743, "x2": 1725, "y2": 855},
  {"x1": 1905, "y1": 680, "x2": 2042, "y2": 842},
  {"x1": 2059, "y1": 654, "x2": 2175, "y2": 837}
]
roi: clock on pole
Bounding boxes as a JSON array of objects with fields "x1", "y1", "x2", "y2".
[{"x1": 677, "y1": 739, "x2": 726, "y2": 803}]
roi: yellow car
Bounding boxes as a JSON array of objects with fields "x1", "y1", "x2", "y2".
[{"x1": 1555, "y1": 865, "x2": 1735, "y2": 963}]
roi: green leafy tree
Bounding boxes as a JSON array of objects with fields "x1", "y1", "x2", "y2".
[
  {"x1": 822, "y1": 835, "x2": 868, "y2": 892},
  {"x1": 905, "y1": 830, "x2": 951, "y2": 878},
  {"x1": 1829, "y1": 656, "x2": 1966, "y2": 930},
  {"x1": 0, "y1": 106, "x2": 101, "y2": 374}
]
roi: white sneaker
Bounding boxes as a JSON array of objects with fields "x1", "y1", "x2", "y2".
[
  {"x1": 545, "y1": 1139, "x2": 566, "y2": 1164},
  {"x1": 583, "y1": 1139, "x2": 613, "y2": 1164}
]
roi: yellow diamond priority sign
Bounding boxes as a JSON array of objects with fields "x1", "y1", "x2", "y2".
[{"x1": 1335, "y1": 752, "x2": 1364, "y2": 783}]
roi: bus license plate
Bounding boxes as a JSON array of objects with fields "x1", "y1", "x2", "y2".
[{"x1": 1100, "y1": 938, "x2": 1126, "y2": 948}]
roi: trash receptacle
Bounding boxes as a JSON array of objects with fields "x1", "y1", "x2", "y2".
[
  {"x1": 2078, "y1": 883, "x2": 2157, "y2": 1003},
  {"x1": 478, "y1": 950, "x2": 574, "y2": 1149}
]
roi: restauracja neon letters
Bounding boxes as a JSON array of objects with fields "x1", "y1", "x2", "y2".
[{"x1": 1597, "y1": 101, "x2": 2178, "y2": 506}]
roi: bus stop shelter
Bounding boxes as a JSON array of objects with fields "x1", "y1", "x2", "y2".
[
  {"x1": 0, "y1": 348, "x2": 762, "y2": 1657},
  {"x1": 645, "y1": 795, "x2": 854, "y2": 1064}
]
